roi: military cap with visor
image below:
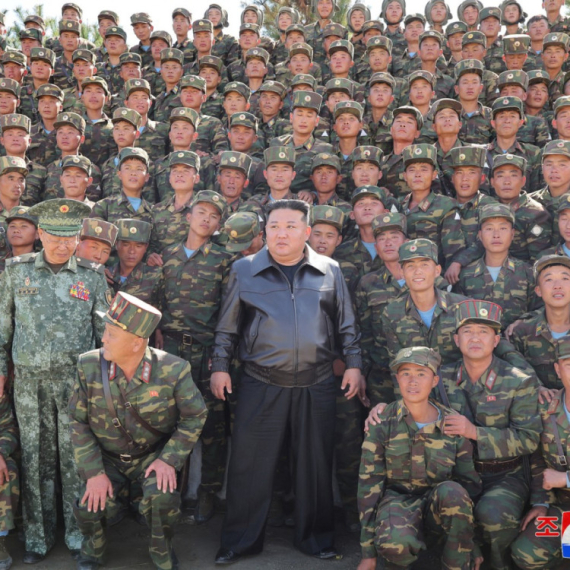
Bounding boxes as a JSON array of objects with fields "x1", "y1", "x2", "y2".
[
  {"x1": 160, "y1": 48, "x2": 184, "y2": 65},
  {"x1": 119, "y1": 52, "x2": 142, "y2": 66},
  {"x1": 54, "y1": 112, "x2": 85, "y2": 134},
  {"x1": 372, "y1": 212, "x2": 407, "y2": 236},
  {"x1": 193, "y1": 19, "x2": 213, "y2": 33},
  {"x1": 479, "y1": 7, "x2": 501, "y2": 21},
  {"x1": 455, "y1": 299, "x2": 503, "y2": 331},
  {"x1": 72, "y1": 49, "x2": 96, "y2": 64},
  {"x1": 369, "y1": 72, "x2": 395, "y2": 89},
  {"x1": 449, "y1": 145, "x2": 486, "y2": 168},
  {"x1": 329, "y1": 39, "x2": 354, "y2": 58},
  {"x1": 431, "y1": 98, "x2": 462, "y2": 118},
  {"x1": 393, "y1": 105, "x2": 424, "y2": 129},
  {"x1": 224, "y1": 82, "x2": 251, "y2": 100},
  {"x1": 98, "y1": 10, "x2": 119, "y2": 24},
  {"x1": 445, "y1": 21, "x2": 468, "y2": 37},
  {"x1": 419, "y1": 30, "x2": 444, "y2": 47},
  {"x1": 28, "y1": 198, "x2": 91, "y2": 237},
  {"x1": 403, "y1": 144, "x2": 438, "y2": 168},
  {"x1": 198, "y1": 55, "x2": 223, "y2": 74},
  {"x1": 0, "y1": 79, "x2": 20, "y2": 98},
  {"x1": 366, "y1": 36, "x2": 392, "y2": 53},
  {"x1": 80, "y1": 219, "x2": 118, "y2": 247},
  {"x1": 325, "y1": 77, "x2": 354, "y2": 96},
  {"x1": 351, "y1": 185, "x2": 388, "y2": 206},
  {"x1": 264, "y1": 146, "x2": 296, "y2": 167},
  {"x1": 543, "y1": 139, "x2": 570, "y2": 160},
  {"x1": 169, "y1": 107, "x2": 200, "y2": 128},
  {"x1": 125, "y1": 78, "x2": 152, "y2": 97},
  {"x1": 169, "y1": 150, "x2": 201, "y2": 170},
  {"x1": 116, "y1": 219, "x2": 152, "y2": 244},
  {"x1": 478, "y1": 203, "x2": 515, "y2": 226},
  {"x1": 553, "y1": 96, "x2": 570, "y2": 116},
  {"x1": 6, "y1": 206, "x2": 37, "y2": 227},
  {"x1": 104, "y1": 26, "x2": 128, "y2": 40},
  {"x1": 172, "y1": 8, "x2": 191, "y2": 21},
  {"x1": 323, "y1": 23, "x2": 347, "y2": 38},
  {"x1": 0, "y1": 114, "x2": 30, "y2": 133},
  {"x1": 229, "y1": 112, "x2": 258, "y2": 130},
  {"x1": 101, "y1": 291, "x2": 162, "y2": 339},
  {"x1": 150, "y1": 30, "x2": 173, "y2": 47},
  {"x1": 292, "y1": 90, "x2": 322, "y2": 111},
  {"x1": 492, "y1": 96, "x2": 524, "y2": 117},
  {"x1": 390, "y1": 346, "x2": 441, "y2": 375},
  {"x1": 240, "y1": 23, "x2": 260, "y2": 35},
  {"x1": 352, "y1": 146, "x2": 383, "y2": 166},
  {"x1": 61, "y1": 155, "x2": 92, "y2": 176},
  {"x1": 491, "y1": 153, "x2": 527, "y2": 174},
  {"x1": 62, "y1": 3, "x2": 82, "y2": 17},
  {"x1": 334, "y1": 100, "x2": 363, "y2": 121},
  {"x1": 310, "y1": 206, "x2": 344, "y2": 232},
  {"x1": 399, "y1": 238, "x2": 438, "y2": 263},
  {"x1": 291, "y1": 74, "x2": 317, "y2": 90},
  {"x1": 245, "y1": 47, "x2": 269, "y2": 65},
  {"x1": 503, "y1": 34, "x2": 530, "y2": 54},
  {"x1": 219, "y1": 151, "x2": 252, "y2": 176},
  {"x1": 19, "y1": 29, "x2": 43, "y2": 42},
  {"x1": 462, "y1": 31, "x2": 486, "y2": 47},
  {"x1": 130, "y1": 13, "x2": 152, "y2": 25},
  {"x1": 118, "y1": 147, "x2": 149, "y2": 167},
  {"x1": 192, "y1": 190, "x2": 226, "y2": 215},
  {"x1": 312, "y1": 152, "x2": 341, "y2": 172},
  {"x1": 224, "y1": 212, "x2": 261, "y2": 252},
  {"x1": 2, "y1": 51, "x2": 26, "y2": 67},
  {"x1": 259, "y1": 81, "x2": 286, "y2": 98},
  {"x1": 81, "y1": 76, "x2": 110, "y2": 96},
  {"x1": 289, "y1": 42, "x2": 313, "y2": 59},
  {"x1": 543, "y1": 33, "x2": 570, "y2": 50},
  {"x1": 0, "y1": 156, "x2": 28, "y2": 176},
  {"x1": 404, "y1": 13, "x2": 426, "y2": 26},
  {"x1": 180, "y1": 75, "x2": 206, "y2": 93},
  {"x1": 112, "y1": 107, "x2": 142, "y2": 129},
  {"x1": 24, "y1": 15, "x2": 45, "y2": 29},
  {"x1": 534, "y1": 254, "x2": 570, "y2": 280},
  {"x1": 59, "y1": 19, "x2": 80, "y2": 35},
  {"x1": 454, "y1": 58, "x2": 484, "y2": 79},
  {"x1": 285, "y1": 24, "x2": 306, "y2": 37},
  {"x1": 498, "y1": 70, "x2": 529, "y2": 90},
  {"x1": 30, "y1": 47, "x2": 55, "y2": 67}
]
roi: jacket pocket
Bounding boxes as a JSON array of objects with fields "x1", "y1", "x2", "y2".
[{"x1": 245, "y1": 314, "x2": 262, "y2": 354}]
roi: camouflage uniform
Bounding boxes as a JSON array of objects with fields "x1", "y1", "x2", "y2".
[
  {"x1": 459, "y1": 103, "x2": 494, "y2": 146},
  {"x1": 28, "y1": 120, "x2": 60, "y2": 168},
  {"x1": 136, "y1": 119, "x2": 170, "y2": 164},
  {"x1": 44, "y1": 157, "x2": 102, "y2": 203},
  {"x1": 0, "y1": 395, "x2": 20, "y2": 535},
  {"x1": 0, "y1": 199, "x2": 110, "y2": 556},
  {"x1": 90, "y1": 191, "x2": 153, "y2": 227},
  {"x1": 150, "y1": 49, "x2": 185, "y2": 124},
  {"x1": 74, "y1": 107, "x2": 116, "y2": 170},
  {"x1": 100, "y1": 154, "x2": 156, "y2": 205}
]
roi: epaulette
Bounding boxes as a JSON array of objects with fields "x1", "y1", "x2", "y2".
[
  {"x1": 547, "y1": 391, "x2": 563, "y2": 414},
  {"x1": 6, "y1": 252, "x2": 37, "y2": 266},
  {"x1": 75, "y1": 257, "x2": 105, "y2": 274}
]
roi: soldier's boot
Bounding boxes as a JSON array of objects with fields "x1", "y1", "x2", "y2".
[
  {"x1": 194, "y1": 489, "x2": 215, "y2": 524},
  {"x1": 77, "y1": 558, "x2": 100, "y2": 570},
  {"x1": 0, "y1": 536, "x2": 12, "y2": 570}
]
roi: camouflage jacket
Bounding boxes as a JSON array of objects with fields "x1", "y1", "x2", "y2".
[
  {"x1": 172, "y1": 38, "x2": 197, "y2": 66},
  {"x1": 90, "y1": 191, "x2": 154, "y2": 227},
  {"x1": 201, "y1": 90, "x2": 225, "y2": 120},
  {"x1": 28, "y1": 122, "x2": 59, "y2": 167},
  {"x1": 244, "y1": 190, "x2": 296, "y2": 220},
  {"x1": 212, "y1": 31, "x2": 240, "y2": 66},
  {"x1": 69, "y1": 346, "x2": 207, "y2": 479},
  {"x1": 385, "y1": 27, "x2": 407, "y2": 60},
  {"x1": 149, "y1": 194, "x2": 194, "y2": 255},
  {"x1": 303, "y1": 21, "x2": 329, "y2": 67},
  {"x1": 95, "y1": 61, "x2": 124, "y2": 97},
  {"x1": 150, "y1": 85, "x2": 182, "y2": 124},
  {"x1": 529, "y1": 186, "x2": 570, "y2": 246},
  {"x1": 17, "y1": 82, "x2": 41, "y2": 124},
  {"x1": 518, "y1": 114, "x2": 552, "y2": 149},
  {"x1": 358, "y1": 398, "x2": 481, "y2": 559},
  {"x1": 380, "y1": 151, "x2": 407, "y2": 200},
  {"x1": 333, "y1": 236, "x2": 384, "y2": 281},
  {"x1": 0, "y1": 251, "x2": 108, "y2": 374},
  {"x1": 142, "y1": 65, "x2": 166, "y2": 98},
  {"x1": 52, "y1": 55, "x2": 76, "y2": 90},
  {"x1": 107, "y1": 261, "x2": 162, "y2": 308},
  {"x1": 44, "y1": 157, "x2": 102, "y2": 203},
  {"x1": 362, "y1": 110, "x2": 394, "y2": 157},
  {"x1": 484, "y1": 39, "x2": 506, "y2": 75},
  {"x1": 273, "y1": 62, "x2": 323, "y2": 90},
  {"x1": 20, "y1": 158, "x2": 47, "y2": 207},
  {"x1": 435, "y1": 138, "x2": 466, "y2": 197},
  {"x1": 0, "y1": 395, "x2": 18, "y2": 459},
  {"x1": 136, "y1": 120, "x2": 170, "y2": 163},
  {"x1": 100, "y1": 153, "x2": 157, "y2": 205},
  {"x1": 457, "y1": 192, "x2": 498, "y2": 245},
  {"x1": 312, "y1": 193, "x2": 357, "y2": 241},
  {"x1": 129, "y1": 43, "x2": 154, "y2": 68},
  {"x1": 76, "y1": 111, "x2": 117, "y2": 169},
  {"x1": 458, "y1": 104, "x2": 494, "y2": 146}
]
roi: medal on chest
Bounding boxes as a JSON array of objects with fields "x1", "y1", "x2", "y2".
[{"x1": 70, "y1": 281, "x2": 91, "y2": 301}]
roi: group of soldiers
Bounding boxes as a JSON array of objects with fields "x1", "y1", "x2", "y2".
[{"x1": 2, "y1": 0, "x2": 570, "y2": 568}]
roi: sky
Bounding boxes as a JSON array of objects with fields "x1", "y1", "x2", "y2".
[{"x1": 0, "y1": 0, "x2": 561, "y2": 44}]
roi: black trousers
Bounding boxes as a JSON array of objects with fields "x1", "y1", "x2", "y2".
[{"x1": 220, "y1": 373, "x2": 336, "y2": 555}]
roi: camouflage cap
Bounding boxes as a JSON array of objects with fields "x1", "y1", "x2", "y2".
[
  {"x1": 291, "y1": 74, "x2": 317, "y2": 89},
  {"x1": 403, "y1": 143, "x2": 437, "y2": 168},
  {"x1": 479, "y1": 7, "x2": 501, "y2": 21},
  {"x1": 445, "y1": 21, "x2": 468, "y2": 37},
  {"x1": 289, "y1": 42, "x2": 313, "y2": 60},
  {"x1": 102, "y1": 291, "x2": 162, "y2": 338},
  {"x1": 118, "y1": 147, "x2": 150, "y2": 167},
  {"x1": 478, "y1": 202, "x2": 515, "y2": 226},
  {"x1": 160, "y1": 48, "x2": 184, "y2": 65},
  {"x1": 119, "y1": 52, "x2": 142, "y2": 66},
  {"x1": 116, "y1": 219, "x2": 152, "y2": 244},
  {"x1": 5, "y1": 205, "x2": 38, "y2": 227},
  {"x1": 390, "y1": 346, "x2": 441, "y2": 375},
  {"x1": 59, "y1": 19, "x2": 80, "y2": 35},
  {"x1": 351, "y1": 185, "x2": 388, "y2": 206},
  {"x1": 556, "y1": 336, "x2": 570, "y2": 360},
  {"x1": 369, "y1": 71, "x2": 395, "y2": 89},
  {"x1": 285, "y1": 24, "x2": 306, "y2": 37},
  {"x1": 292, "y1": 90, "x2": 322, "y2": 111},
  {"x1": 393, "y1": 105, "x2": 424, "y2": 129},
  {"x1": 180, "y1": 75, "x2": 207, "y2": 92},
  {"x1": 372, "y1": 212, "x2": 407, "y2": 236},
  {"x1": 98, "y1": 10, "x2": 119, "y2": 24},
  {"x1": 334, "y1": 100, "x2": 363, "y2": 121},
  {"x1": 366, "y1": 35, "x2": 392, "y2": 53},
  {"x1": 150, "y1": 30, "x2": 173, "y2": 46},
  {"x1": 419, "y1": 30, "x2": 444, "y2": 46},
  {"x1": 1, "y1": 51, "x2": 26, "y2": 67},
  {"x1": 431, "y1": 98, "x2": 462, "y2": 118},
  {"x1": 192, "y1": 189, "x2": 226, "y2": 215},
  {"x1": 404, "y1": 13, "x2": 427, "y2": 26},
  {"x1": 125, "y1": 78, "x2": 151, "y2": 97},
  {"x1": 24, "y1": 15, "x2": 46, "y2": 29},
  {"x1": 224, "y1": 211, "x2": 261, "y2": 252},
  {"x1": 0, "y1": 79, "x2": 20, "y2": 98},
  {"x1": 533, "y1": 254, "x2": 570, "y2": 280},
  {"x1": 329, "y1": 39, "x2": 354, "y2": 58},
  {"x1": 362, "y1": 20, "x2": 384, "y2": 35},
  {"x1": 219, "y1": 151, "x2": 252, "y2": 175},
  {"x1": 62, "y1": 3, "x2": 82, "y2": 17},
  {"x1": 310, "y1": 205, "x2": 344, "y2": 232},
  {"x1": 112, "y1": 107, "x2": 142, "y2": 128},
  {"x1": 408, "y1": 69, "x2": 435, "y2": 87},
  {"x1": 105, "y1": 26, "x2": 128, "y2": 40},
  {"x1": 169, "y1": 107, "x2": 200, "y2": 128},
  {"x1": 323, "y1": 23, "x2": 347, "y2": 38},
  {"x1": 498, "y1": 70, "x2": 529, "y2": 90},
  {"x1": 399, "y1": 238, "x2": 438, "y2": 263},
  {"x1": 81, "y1": 75, "x2": 110, "y2": 95},
  {"x1": 543, "y1": 32, "x2": 570, "y2": 50},
  {"x1": 543, "y1": 139, "x2": 570, "y2": 160},
  {"x1": 54, "y1": 111, "x2": 86, "y2": 134},
  {"x1": 557, "y1": 193, "x2": 570, "y2": 213},
  {"x1": 245, "y1": 47, "x2": 269, "y2": 65},
  {"x1": 0, "y1": 156, "x2": 28, "y2": 176},
  {"x1": 169, "y1": 150, "x2": 201, "y2": 170},
  {"x1": 172, "y1": 7, "x2": 191, "y2": 20},
  {"x1": 325, "y1": 77, "x2": 354, "y2": 96},
  {"x1": 19, "y1": 29, "x2": 43, "y2": 42},
  {"x1": 229, "y1": 111, "x2": 258, "y2": 130},
  {"x1": 30, "y1": 47, "x2": 56, "y2": 67},
  {"x1": 449, "y1": 145, "x2": 486, "y2": 168},
  {"x1": 28, "y1": 198, "x2": 91, "y2": 237},
  {"x1": 502, "y1": 34, "x2": 530, "y2": 54},
  {"x1": 61, "y1": 154, "x2": 92, "y2": 175},
  {"x1": 72, "y1": 48, "x2": 96, "y2": 64},
  {"x1": 224, "y1": 81, "x2": 251, "y2": 100},
  {"x1": 199, "y1": 55, "x2": 223, "y2": 73},
  {"x1": 240, "y1": 22, "x2": 260, "y2": 35},
  {"x1": 80, "y1": 218, "x2": 118, "y2": 246},
  {"x1": 130, "y1": 12, "x2": 152, "y2": 25},
  {"x1": 462, "y1": 31, "x2": 486, "y2": 47},
  {"x1": 259, "y1": 80, "x2": 286, "y2": 98},
  {"x1": 455, "y1": 299, "x2": 503, "y2": 331},
  {"x1": 311, "y1": 152, "x2": 341, "y2": 172},
  {"x1": 528, "y1": 69, "x2": 550, "y2": 86},
  {"x1": 553, "y1": 95, "x2": 570, "y2": 116},
  {"x1": 193, "y1": 19, "x2": 214, "y2": 34},
  {"x1": 491, "y1": 153, "x2": 527, "y2": 174},
  {"x1": 491, "y1": 95, "x2": 524, "y2": 117},
  {"x1": 0, "y1": 113, "x2": 30, "y2": 133},
  {"x1": 352, "y1": 146, "x2": 383, "y2": 166},
  {"x1": 454, "y1": 58, "x2": 484, "y2": 79},
  {"x1": 264, "y1": 146, "x2": 296, "y2": 166}
]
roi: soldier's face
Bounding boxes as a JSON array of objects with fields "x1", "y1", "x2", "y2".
[
  {"x1": 118, "y1": 159, "x2": 149, "y2": 191},
  {"x1": 324, "y1": 36, "x2": 341, "y2": 55},
  {"x1": 461, "y1": 43, "x2": 485, "y2": 61},
  {"x1": 559, "y1": 210, "x2": 570, "y2": 242},
  {"x1": 169, "y1": 164, "x2": 198, "y2": 192},
  {"x1": 536, "y1": 265, "x2": 570, "y2": 307},
  {"x1": 259, "y1": 92, "x2": 283, "y2": 117},
  {"x1": 363, "y1": 29, "x2": 381, "y2": 42},
  {"x1": 350, "y1": 10, "x2": 366, "y2": 32},
  {"x1": 491, "y1": 165, "x2": 525, "y2": 202},
  {"x1": 151, "y1": 39, "x2": 169, "y2": 60},
  {"x1": 208, "y1": 8, "x2": 222, "y2": 25},
  {"x1": 452, "y1": 166, "x2": 483, "y2": 201},
  {"x1": 478, "y1": 217, "x2": 514, "y2": 253},
  {"x1": 30, "y1": 60, "x2": 53, "y2": 81},
  {"x1": 454, "y1": 324, "x2": 500, "y2": 360},
  {"x1": 199, "y1": 66, "x2": 222, "y2": 89},
  {"x1": 73, "y1": 60, "x2": 96, "y2": 80},
  {"x1": 223, "y1": 93, "x2": 249, "y2": 116},
  {"x1": 317, "y1": 0, "x2": 334, "y2": 19},
  {"x1": 419, "y1": 38, "x2": 442, "y2": 62},
  {"x1": 308, "y1": 223, "x2": 341, "y2": 257},
  {"x1": 228, "y1": 125, "x2": 257, "y2": 151},
  {"x1": 113, "y1": 121, "x2": 138, "y2": 147},
  {"x1": 491, "y1": 110, "x2": 523, "y2": 137},
  {"x1": 555, "y1": 358, "x2": 570, "y2": 387},
  {"x1": 447, "y1": 33, "x2": 463, "y2": 52},
  {"x1": 60, "y1": 166, "x2": 92, "y2": 199},
  {"x1": 503, "y1": 53, "x2": 527, "y2": 70},
  {"x1": 133, "y1": 23, "x2": 153, "y2": 42},
  {"x1": 20, "y1": 39, "x2": 40, "y2": 57},
  {"x1": 0, "y1": 171, "x2": 25, "y2": 201},
  {"x1": 352, "y1": 162, "x2": 381, "y2": 186},
  {"x1": 385, "y1": 2, "x2": 403, "y2": 24},
  {"x1": 433, "y1": 108, "x2": 460, "y2": 136},
  {"x1": 120, "y1": 63, "x2": 142, "y2": 81},
  {"x1": 98, "y1": 18, "x2": 115, "y2": 37},
  {"x1": 368, "y1": 82, "x2": 393, "y2": 108},
  {"x1": 187, "y1": 202, "x2": 221, "y2": 238},
  {"x1": 264, "y1": 163, "x2": 296, "y2": 191},
  {"x1": 391, "y1": 114, "x2": 419, "y2": 142},
  {"x1": 38, "y1": 229, "x2": 78, "y2": 264},
  {"x1": 404, "y1": 21, "x2": 424, "y2": 42},
  {"x1": 0, "y1": 128, "x2": 30, "y2": 154},
  {"x1": 402, "y1": 257, "x2": 440, "y2": 291},
  {"x1": 310, "y1": 165, "x2": 340, "y2": 193},
  {"x1": 333, "y1": 112, "x2": 362, "y2": 138},
  {"x1": 115, "y1": 239, "x2": 148, "y2": 269},
  {"x1": 278, "y1": 14, "x2": 293, "y2": 30},
  {"x1": 193, "y1": 31, "x2": 213, "y2": 53},
  {"x1": 553, "y1": 109, "x2": 570, "y2": 138},
  {"x1": 245, "y1": 58, "x2": 267, "y2": 79},
  {"x1": 368, "y1": 48, "x2": 391, "y2": 71},
  {"x1": 396, "y1": 364, "x2": 438, "y2": 403},
  {"x1": 542, "y1": 46, "x2": 568, "y2": 70},
  {"x1": 240, "y1": 31, "x2": 259, "y2": 50},
  {"x1": 62, "y1": 8, "x2": 81, "y2": 21},
  {"x1": 403, "y1": 162, "x2": 437, "y2": 192},
  {"x1": 82, "y1": 85, "x2": 107, "y2": 111},
  {"x1": 60, "y1": 31, "x2": 80, "y2": 51},
  {"x1": 527, "y1": 83, "x2": 549, "y2": 109},
  {"x1": 462, "y1": 6, "x2": 479, "y2": 25},
  {"x1": 127, "y1": 91, "x2": 152, "y2": 115},
  {"x1": 105, "y1": 36, "x2": 127, "y2": 56},
  {"x1": 325, "y1": 91, "x2": 350, "y2": 114},
  {"x1": 265, "y1": 208, "x2": 311, "y2": 263},
  {"x1": 56, "y1": 125, "x2": 83, "y2": 152},
  {"x1": 528, "y1": 19, "x2": 549, "y2": 41},
  {"x1": 7, "y1": 219, "x2": 37, "y2": 249},
  {"x1": 173, "y1": 15, "x2": 191, "y2": 36},
  {"x1": 218, "y1": 168, "x2": 247, "y2": 200},
  {"x1": 375, "y1": 229, "x2": 406, "y2": 262},
  {"x1": 169, "y1": 120, "x2": 196, "y2": 148},
  {"x1": 479, "y1": 17, "x2": 500, "y2": 38},
  {"x1": 430, "y1": 2, "x2": 447, "y2": 23},
  {"x1": 409, "y1": 79, "x2": 434, "y2": 106},
  {"x1": 291, "y1": 107, "x2": 319, "y2": 135},
  {"x1": 243, "y1": 10, "x2": 258, "y2": 24},
  {"x1": 330, "y1": 51, "x2": 353, "y2": 74},
  {"x1": 499, "y1": 85, "x2": 526, "y2": 99},
  {"x1": 543, "y1": 155, "x2": 570, "y2": 189},
  {"x1": 3, "y1": 62, "x2": 25, "y2": 82},
  {"x1": 289, "y1": 54, "x2": 311, "y2": 74},
  {"x1": 350, "y1": 196, "x2": 385, "y2": 226},
  {"x1": 543, "y1": 0, "x2": 564, "y2": 11},
  {"x1": 285, "y1": 33, "x2": 305, "y2": 47},
  {"x1": 101, "y1": 323, "x2": 141, "y2": 362},
  {"x1": 161, "y1": 61, "x2": 183, "y2": 85},
  {"x1": 180, "y1": 87, "x2": 205, "y2": 109},
  {"x1": 76, "y1": 238, "x2": 112, "y2": 264},
  {"x1": 503, "y1": 4, "x2": 520, "y2": 23}
]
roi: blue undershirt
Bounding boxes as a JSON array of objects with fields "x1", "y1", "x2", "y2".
[
  {"x1": 415, "y1": 403, "x2": 441, "y2": 429},
  {"x1": 362, "y1": 241, "x2": 377, "y2": 259},
  {"x1": 486, "y1": 266, "x2": 501, "y2": 282},
  {"x1": 418, "y1": 304, "x2": 437, "y2": 328},
  {"x1": 183, "y1": 246, "x2": 195, "y2": 259},
  {"x1": 127, "y1": 197, "x2": 142, "y2": 211}
]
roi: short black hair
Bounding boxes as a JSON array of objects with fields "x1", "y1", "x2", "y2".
[
  {"x1": 266, "y1": 199, "x2": 309, "y2": 223},
  {"x1": 527, "y1": 14, "x2": 548, "y2": 27}
]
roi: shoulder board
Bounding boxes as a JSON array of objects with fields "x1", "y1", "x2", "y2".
[
  {"x1": 547, "y1": 391, "x2": 563, "y2": 414},
  {"x1": 6, "y1": 252, "x2": 37, "y2": 266},
  {"x1": 75, "y1": 257, "x2": 106, "y2": 274}
]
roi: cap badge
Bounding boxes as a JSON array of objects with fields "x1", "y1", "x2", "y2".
[
  {"x1": 60, "y1": 205, "x2": 69, "y2": 213},
  {"x1": 383, "y1": 215, "x2": 390, "y2": 222},
  {"x1": 130, "y1": 227, "x2": 137, "y2": 234},
  {"x1": 178, "y1": 152, "x2": 184, "y2": 157},
  {"x1": 409, "y1": 244, "x2": 417, "y2": 252},
  {"x1": 459, "y1": 153, "x2": 466, "y2": 161},
  {"x1": 403, "y1": 349, "x2": 412, "y2": 357},
  {"x1": 121, "y1": 110, "x2": 127, "y2": 115},
  {"x1": 279, "y1": 152, "x2": 286, "y2": 159},
  {"x1": 239, "y1": 114, "x2": 245, "y2": 120},
  {"x1": 414, "y1": 147, "x2": 422, "y2": 155},
  {"x1": 304, "y1": 95, "x2": 311, "y2": 102},
  {"x1": 230, "y1": 230, "x2": 238, "y2": 237},
  {"x1": 212, "y1": 195, "x2": 219, "y2": 202},
  {"x1": 230, "y1": 157, "x2": 237, "y2": 162},
  {"x1": 94, "y1": 226, "x2": 102, "y2": 234},
  {"x1": 480, "y1": 308, "x2": 488, "y2": 316}
]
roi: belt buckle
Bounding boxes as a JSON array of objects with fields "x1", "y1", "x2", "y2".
[
  {"x1": 560, "y1": 455, "x2": 568, "y2": 466},
  {"x1": 120, "y1": 453, "x2": 132, "y2": 463},
  {"x1": 182, "y1": 334, "x2": 192, "y2": 346}
]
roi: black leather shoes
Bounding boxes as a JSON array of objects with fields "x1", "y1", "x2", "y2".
[
  {"x1": 215, "y1": 548, "x2": 242, "y2": 565},
  {"x1": 23, "y1": 551, "x2": 45, "y2": 564},
  {"x1": 194, "y1": 490, "x2": 215, "y2": 524},
  {"x1": 314, "y1": 548, "x2": 340, "y2": 560},
  {"x1": 77, "y1": 560, "x2": 100, "y2": 570}
]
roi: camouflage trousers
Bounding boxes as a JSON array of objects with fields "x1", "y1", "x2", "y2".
[
  {"x1": 474, "y1": 466, "x2": 528, "y2": 570},
  {"x1": 375, "y1": 482, "x2": 475, "y2": 570},
  {"x1": 163, "y1": 336, "x2": 227, "y2": 494},
  {"x1": 0, "y1": 456, "x2": 19, "y2": 533},
  {"x1": 511, "y1": 503, "x2": 566, "y2": 569},
  {"x1": 13, "y1": 366, "x2": 83, "y2": 555},
  {"x1": 73, "y1": 450, "x2": 180, "y2": 570}
]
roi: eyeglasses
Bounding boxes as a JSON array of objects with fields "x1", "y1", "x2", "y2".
[{"x1": 41, "y1": 233, "x2": 78, "y2": 248}]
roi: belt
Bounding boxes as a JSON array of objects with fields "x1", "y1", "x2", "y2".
[
  {"x1": 474, "y1": 456, "x2": 522, "y2": 475},
  {"x1": 103, "y1": 439, "x2": 164, "y2": 464},
  {"x1": 163, "y1": 331, "x2": 193, "y2": 347}
]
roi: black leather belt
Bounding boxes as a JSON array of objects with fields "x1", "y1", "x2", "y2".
[
  {"x1": 103, "y1": 440, "x2": 164, "y2": 464},
  {"x1": 474, "y1": 456, "x2": 522, "y2": 475},
  {"x1": 164, "y1": 331, "x2": 193, "y2": 346}
]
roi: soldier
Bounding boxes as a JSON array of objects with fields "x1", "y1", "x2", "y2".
[
  {"x1": 4, "y1": 205, "x2": 38, "y2": 266},
  {"x1": 391, "y1": 13, "x2": 426, "y2": 78},
  {"x1": 461, "y1": 31, "x2": 500, "y2": 107},
  {"x1": 28, "y1": 84, "x2": 63, "y2": 167},
  {"x1": 526, "y1": 16, "x2": 549, "y2": 71},
  {"x1": 347, "y1": 3, "x2": 371, "y2": 59},
  {"x1": 142, "y1": 31, "x2": 170, "y2": 98},
  {"x1": 304, "y1": 0, "x2": 338, "y2": 67},
  {"x1": 227, "y1": 25, "x2": 264, "y2": 84},
  {"x1": 552, "y1": 95, "x2": 570, "y2": 143},
  {"x1": 129, "y1": 13, "x2": 154, "y2": 68},
  {"x1": 480, "y1": 7, "x2": 506, "y2": 75},
  {"x1": 172, "y1": 8, "x2": 196, "y2": 66},
  {"x1": 61, "y1": 49, "x2": 98, "y2": 113},
  {"x1": 18, "y1": 29, "x2": 42, "y2": 69},
  {"x1": 541, "y1": 32, "x2": 569, "y2": 107},
  {"x1": 350, "y1": 146, "x2": 385, "y2": 198},
  {"x1": 157, "y1": 190, "x2": 233, "y2": 525},
  {"x1": 221, "y1": 82, "x2": 251, "y2": 127},
  {"x1": 404, "y1": 71, "x2": 437, "y2": 145},
  {"x1": 500, "y1": 0, "x2": 527, "y2": 35},
  {"x1": 357, "y1": 346, "x2": 481, "y2": 570},
  {"x1": 458, "y1": 0, "x2": 482, "y2": 30},
  {"x1": 75, "y1": 218, "x2": 118, "y2": 266},
  {"x1": 455, "y1": 203, "x2": 535, "y2": 329},
  {"x1": 52, "y1": 20, "x2": 82, "y2": 90},
  {"x1": 206, "y1": 4, "x2": 239, "y2": 66},
  {"x1": 70, "y1": 292, "x2": 207, "y2": 570},
  {"x1": 255, "y1": 81, "x2": 286, "y2": 152},
  {"x1": 18, "y1": 48, "x2": 55, "y2": 123},
  {"x1": 96, "y1": 27, "x2": 129, "y2": 97},
  {"x1": 545, "y1": 0, "x2": 570, "y2": 32},
  {"x1": 222, "y1": 211, "x2": 264, "y2": 257},
  {"x1": 361, "y1": 72, "x2": 395, "y2": 156},
  {"x1": 381, "y1": 0, "x2": 407, "y2": 60},
  {"x1": 2, "y1": 51, "x2": 27, "y2": 92},
  {"x1": 444, "y1": 21, "x2": 467, "y2": 74},
  {"x1": 216, "y1": 150, "x2": 252, "y2": 217},
  {"x1": 541, "y1": 196, "x2": 570, "y2": 257},
  {"x1": 199, "y1": 56, "x2": 225, "y2": 120},
  {"x1": 59, "y1": 154, "x2": 96, "y2": 207},
  {"x1": 0, "y1": 198, "x2": 110, "y2": 564},
  {"x1": 502, "y1": 34, "x2": 530, "y2": 71},
  {"x1": 150, "y1": 49, "x2": 184, "y2": 124}
]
